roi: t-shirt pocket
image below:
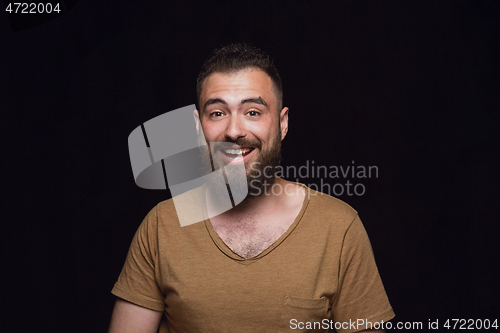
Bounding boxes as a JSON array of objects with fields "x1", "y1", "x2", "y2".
[{"x1": 279, "y1": 295, "x2": 330, "y2": 332}]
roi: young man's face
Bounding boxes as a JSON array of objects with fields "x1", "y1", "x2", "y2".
[{"x1": 196, "y1": 68, "x2": 288, "y2": 196}]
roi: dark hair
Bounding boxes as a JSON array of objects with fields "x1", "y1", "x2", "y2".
[{"x1": 196, "y1": 43, "x2": 283, "y2": 112}]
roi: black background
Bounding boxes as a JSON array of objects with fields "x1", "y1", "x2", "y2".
[{"x1": 2, "y1": 0, "x2": 499, "y2": 332}]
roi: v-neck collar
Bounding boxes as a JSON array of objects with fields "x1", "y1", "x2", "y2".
[{"x1": 203, "y1": 183, "x2": 310, "y2": 264}]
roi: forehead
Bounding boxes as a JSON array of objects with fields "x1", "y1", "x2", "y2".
[{"x1": 200, "y1": 69, "x2": 275, "y2": 107}]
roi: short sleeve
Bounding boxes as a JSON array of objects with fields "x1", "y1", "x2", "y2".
[
  {"x1": 332, "y1": 215, "x2": 395, "y2": 332},
  {"x1": 111, "y1": 206, "x2": 165, "y2": 311}
]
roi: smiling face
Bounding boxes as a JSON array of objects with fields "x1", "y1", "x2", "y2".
[{"x1": 196, "y1": 68, "x2": 289, "y2": 198}]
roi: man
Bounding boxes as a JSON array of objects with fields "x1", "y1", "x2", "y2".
[{"x1": 109, "y1": 43, "x2": 394, "y2": 333}]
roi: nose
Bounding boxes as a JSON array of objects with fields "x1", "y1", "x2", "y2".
[{"x1": 224, "y1": 115, "x2": 246, "y2": 141}]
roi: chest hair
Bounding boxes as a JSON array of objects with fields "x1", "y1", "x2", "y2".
[{"x1": 212, "y1": 214, "x2": 286, "y2": 259}]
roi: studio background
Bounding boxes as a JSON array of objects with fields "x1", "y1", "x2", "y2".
[{"x1": 2, "y1": 0, "x2": 499, "y2": 332}]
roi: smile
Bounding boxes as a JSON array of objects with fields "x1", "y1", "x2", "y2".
[{"x1": 219, "y1": 147, "x2": 255, "y2": 163}]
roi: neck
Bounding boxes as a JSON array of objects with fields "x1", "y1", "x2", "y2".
[{"x1": 206, "y1": 177, "x2": 285, "y2": 220}]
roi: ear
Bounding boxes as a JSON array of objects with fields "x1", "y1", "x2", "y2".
[
  {"x1": 194, "y1": 109, "x2": 201, "y2": 133},
  {"x1": 279, "y1": 107, "x2": 289, "y2": 141}
]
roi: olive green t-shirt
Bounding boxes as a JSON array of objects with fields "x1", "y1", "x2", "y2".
[{"x1": 112, "y1": 185, "x2": 394, "y2": 332}]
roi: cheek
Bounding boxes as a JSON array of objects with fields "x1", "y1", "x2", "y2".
[
  {"x1": 200, "y1": 122, "x2": 223, "y2": 141},
  {"x1": 247, "y1": 119, "x2": 277, "y2": 137},
  {"x1": 258, "y1": 122, "x2": 281, "y2": 142}
]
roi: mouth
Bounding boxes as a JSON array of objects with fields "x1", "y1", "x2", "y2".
[{"x1": 219, "y1": 147, "x2": 255, "y2": 164}]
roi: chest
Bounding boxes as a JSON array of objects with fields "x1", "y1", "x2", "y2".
[
  {"x1": 159, "y1": 239, "x2": 338, "y2": 333},
  {"x1": 211, "y1": 208, "x2": 300, "y2": 259},
  {"x1": 155, "y1": 205, "x2": 342, "y2": 333},
  {"x1": 214, "y1": 221, "x2": 286, "y2": 259}
]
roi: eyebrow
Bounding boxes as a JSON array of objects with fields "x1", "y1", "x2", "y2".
[
  {"x1": 241, "y1": 97, "x2": 268, "y2": 107},
  {"x1": 203, "y1": 98, "x2": 226, "y2": 110},
  {"x1": 203, "y1": 96, "x2": 268, "y2": 110}
]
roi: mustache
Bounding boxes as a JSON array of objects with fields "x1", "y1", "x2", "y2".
[{"x1": 210, "y1": 138, "x2": 262, "y2": 151}]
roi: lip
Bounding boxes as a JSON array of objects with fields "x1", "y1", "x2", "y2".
[{"x1": 219, "y1": 147, "x2": 256, "y2": 164}]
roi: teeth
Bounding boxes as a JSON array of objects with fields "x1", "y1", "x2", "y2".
[{"x1": 223, "y1": 148, "x2": 251, "y2": 155}]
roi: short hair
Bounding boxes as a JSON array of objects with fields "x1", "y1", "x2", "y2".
[{"x1": 196, "y1": 43, "x2": 283, "y2": 112}]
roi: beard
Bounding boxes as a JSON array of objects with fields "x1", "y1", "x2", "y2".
[{"x1": 199, "y1": 129, "x2": 282, "y2": 204}]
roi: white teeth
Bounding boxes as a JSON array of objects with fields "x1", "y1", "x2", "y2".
[{"x1": 223, "y1": 148, "x2": 251, "y2": 155}]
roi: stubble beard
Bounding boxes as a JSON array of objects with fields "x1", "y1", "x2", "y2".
[{"x1": 199, "y1": 129, "x2": 282, "y2": 204}]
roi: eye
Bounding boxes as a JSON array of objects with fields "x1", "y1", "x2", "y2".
[
  {"x1": 247, "y1": 110, "x2": 260, "y2": 117},
  {"x1": 209, "y1": 111, "x2": 224, "y2": 118}
]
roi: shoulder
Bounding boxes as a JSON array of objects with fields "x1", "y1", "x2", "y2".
[
  {"x1": 152, "y1": 184, "x2": 208, "y2": 229},
  {"x1": 155, "y1": 197, "x2": 178, "y2": 220},
  {"x1": 301, "y1": 183, "x2": 359, "y2": 230},
  {"x1": 132, "y1": 199, "x2": 177, "y2": 239}
]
